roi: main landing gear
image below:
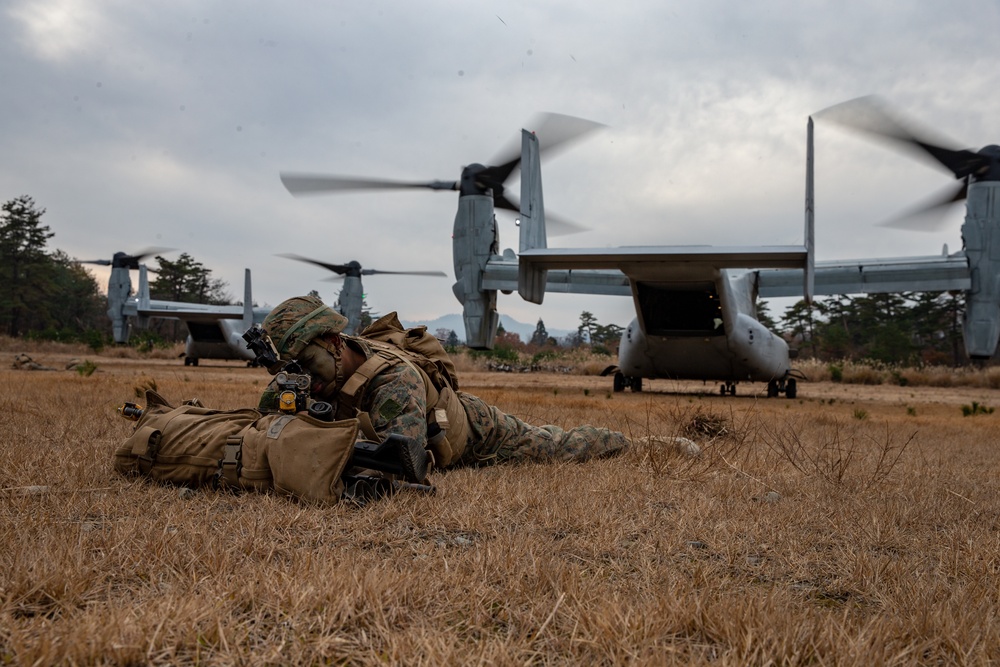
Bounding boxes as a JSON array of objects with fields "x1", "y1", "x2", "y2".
[
  {"x1": 719, "y1": 382, "x2": 737, "y2": 396},
  {"x1": 613, "y1": 372, "x2": 642, "y2": 393},
  {"x1": 766, "y1": 377, "x2": 797, "y2": 399},
  {"x1": 603, "y1": 366, "x2": 643, "y2": 393}
]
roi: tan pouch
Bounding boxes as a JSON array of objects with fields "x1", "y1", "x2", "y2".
[
  {"x1": 427, "y1": 386, "x2": 470, "y2": 468},
  {"x1": 240, "y1": 413, "x2": 359, "y2": 503}
]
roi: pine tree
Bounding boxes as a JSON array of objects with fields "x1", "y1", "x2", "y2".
[
  {"x1": 149, "y1": 253, "x2": 231, "y2": 340},
  {"x1": 578, "y1": 311, "x2": 598, "y2": 345},
  {"x1": 781, "y1": 299, "x2": 821, "y2": 358},
  {"x1": 150, "y1": 253, "x2": 230, "y2": 304},
  {"x1": 0, "y1": 196, "x2": 54, "y2": 336},
  {"x1": 530, "y1": 318, "x2": 549, "y2": 347}
]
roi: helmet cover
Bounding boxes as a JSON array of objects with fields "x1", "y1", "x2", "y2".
[{"x1": 262, "y1": 295, "x2": 348, "y2": 359}]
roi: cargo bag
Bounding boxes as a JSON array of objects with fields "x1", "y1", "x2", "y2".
[
  {"x1": 234, "y1": 412, "x2": 358, "y2": 502},
  {"x1": 114, "y1": 390, "x2": 359, "y2": 503}
]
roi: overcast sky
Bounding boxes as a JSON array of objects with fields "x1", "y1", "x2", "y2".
[{"x1": 3, "y1": 1, "x2": 999, "y2": 332}]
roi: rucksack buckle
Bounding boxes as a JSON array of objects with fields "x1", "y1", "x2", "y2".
[{"x1": 216, "y1": 436, "x2": 243, "y2": 488}]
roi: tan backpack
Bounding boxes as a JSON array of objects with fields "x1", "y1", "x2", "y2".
[
  {"x1": 114, "y1": 390, "x2": 359, "y2": 503},
  {"x1": 359, "y1": 312, "x2": 460, "y2": 391},
  {"x1": 346, "y1": 313, "x2": 470, "y2": 467}
]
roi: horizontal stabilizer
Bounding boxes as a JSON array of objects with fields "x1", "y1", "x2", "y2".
[
  {"x1": 136, "y1": 303, "x2": 249, "y2": 322},
  {"x1": 520, "y1": 246, "x2": 808, "y2": 275}
]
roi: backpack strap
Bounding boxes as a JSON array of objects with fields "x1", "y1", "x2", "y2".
[
  {"x1": 337, "y1": 345, "x2": 442, "y2": 438},
  {"x1": 337, "y1": 349, "x2": 396, "y2": 417}
]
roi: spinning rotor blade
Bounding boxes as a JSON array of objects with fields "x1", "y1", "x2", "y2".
[
  {"x1": 280, "y1": 113, "x2": 602, "y2": 227},
  {"x1": 480, "y1": 113, "x2": 606, "y2": 207},
  {"x1": 279, "y1": 254, "x2": 446, "y2": 279},
  {"x1": 277, "y1": 253, "x2": 350, "y2": 275},
  {"x1": 280, "y1": 174, "x2": 457, "y2": 197},
  {"x1": 361, "y1": 268, "x2": 447, "y2": 277},
  {"x1": 879, "y1": 182, "x2": 968, "y2": 232},
  {"x1": 816, "y1": 96, "x2": 991, "y2": 181},
  {"x1": 817, "y1": 96, "x2": 1000, "y2": 232},
  {"x1": 489, "y1": 112, "x2": 606, "y2": 170},
  {"x1": 80, "y1": 247, "x2": 174, "y2": 269}
]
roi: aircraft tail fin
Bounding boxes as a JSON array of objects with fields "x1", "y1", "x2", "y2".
[
  {"x1": 804, "y1": 116, "x2": 815, "y2": 303},
  {"x1": 242, "y1": 268, "x2": 254, "y2": 331},
  {"x1": 107, "y1": 265, "x2": 133, "y2": 343},
  {"x1": 135, "y1": 265, "x2": 150, "y2": 331},
  {"x1": 138, "y1": 265, "x2": 150, "y2": 310},
  {"x1": 518, "y1": 128, "x2": 548, "y2": 304}
]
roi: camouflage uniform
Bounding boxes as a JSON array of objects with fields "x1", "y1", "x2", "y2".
[{"x1": 259, "y1": 296, "x2": 627, "y2": 468}]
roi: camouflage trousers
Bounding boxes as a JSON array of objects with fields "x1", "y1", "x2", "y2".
[{"x1": 456, "y1": 391, "x2": 627, "y2": 466}]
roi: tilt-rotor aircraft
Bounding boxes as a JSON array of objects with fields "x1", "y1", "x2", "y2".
[
  {"x1": 281, "y1": 114, "x2": 806, "y2": 397},
  {"x1": 276, "y1": 254, "x2": 447, "y2": 335},
  {"x1": 279, "y1": 104, "x2": 990, "y2": 397},
  {"x1": 93, "y1": 251, "x2": 445, "y2": 364},
  {"x1": 86, "y1": 250, "x2": 268, "y2": 366}
]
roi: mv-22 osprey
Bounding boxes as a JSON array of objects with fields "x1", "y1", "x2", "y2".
[
  {"x1": 85, "y1": 250, "x2": 268, "y2": 365},
  {"x1": 93, "y1": 251, "x2": 445, "y2": 365},
  {"x1": 280, "y1": 102, "x2": 992, "y2": 397}
]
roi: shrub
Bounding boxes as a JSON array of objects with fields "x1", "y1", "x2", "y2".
[{"x1": 961, "y1": 402, "x2": 994, "y2": 417}]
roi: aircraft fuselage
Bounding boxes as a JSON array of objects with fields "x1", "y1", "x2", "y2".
[{"x1": 617, "y1": 268, "x2": 793, "y2": 385}]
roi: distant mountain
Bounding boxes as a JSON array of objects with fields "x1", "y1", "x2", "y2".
[{"x1": 400, "y1": 313, "x2": 571, "y2": 343}]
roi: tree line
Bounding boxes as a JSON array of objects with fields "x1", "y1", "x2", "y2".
[
  {"x1": 476, "y1": 296, "x2": 974, "y2": 368},
  {"x1": 0, "y1": 195, "x2": 231, "y2": 347},
  {"x1": 774, "y1": 293, "x2": 967, "y2": 366}
]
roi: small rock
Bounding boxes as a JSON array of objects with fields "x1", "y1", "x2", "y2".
[
  {"x1": 11, "y1": 354, "x2": 55, "y2": 371},
  {"x1": 636, "y1": 436, "x2": 702, "y2": 457},
  {"x1": 764, "y1": 491, "x2": 782, "y2": 504},
  {"x1": 178, "y1": 487, "x2": 197, "y2": 500},
  {"x1": 686, "y1": 540, "x2": 709, "y2": 550},
  {"x1": 671, "y1": 437, "x2": 702, "y2": 457}
]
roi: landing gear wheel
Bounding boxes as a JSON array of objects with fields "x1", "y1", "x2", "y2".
[
  {"x1": 631, "y1": 377, "x2": 642, "y2": 393},
  {"x1": 785, "y1": 378, "x2": 797, "y2": 399},
  {"x1": 184, "y1": 357, "x2": 199, "y2": 367},
  {"x1": 613, "y1": 372, "x2": 626, "y2": 393},
  {"x1": 767, "y1": 380, "x2": 779, "y2": 398}
]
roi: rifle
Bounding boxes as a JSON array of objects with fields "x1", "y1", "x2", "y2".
[{"x1": 343, "y1": 433, "x2": 435, "y2": 503}]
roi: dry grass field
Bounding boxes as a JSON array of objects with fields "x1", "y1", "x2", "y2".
[{"x1": 3, "y1": 343, "x2": 1000, "y2": 665}]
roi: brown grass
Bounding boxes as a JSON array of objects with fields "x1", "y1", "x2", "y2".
[{"x1": 3, "y1": 349, "x2": 1000, "y2": 664}]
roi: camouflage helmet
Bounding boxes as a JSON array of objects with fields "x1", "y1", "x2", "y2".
[{"x1": 262, "y1": 295, "x2": 348, "y2": 359}]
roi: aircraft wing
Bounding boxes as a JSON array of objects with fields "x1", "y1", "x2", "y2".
[
  {"x1": 519, "y1": 245, "x2": 808, "y2": 273},
  {"x1": 757, "y1": 254, "x2": 971, "y2": 297},
  {"x1": 517, "y1": 245, "x2": 809, "y2": 304},
  {"x1": 134, "y1": 302, "x2": 245, "y2": 322}
]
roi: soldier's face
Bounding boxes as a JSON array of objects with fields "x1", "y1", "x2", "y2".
[{"x1": 298, "y1": 342, "x2": 339, "y2": 398}]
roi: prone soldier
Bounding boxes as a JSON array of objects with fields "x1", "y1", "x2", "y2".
[{"x1": 255, "y1": 295, "x2": 628, "y2": 469}]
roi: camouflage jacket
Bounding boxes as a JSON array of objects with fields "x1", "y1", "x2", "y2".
[{"x1": 258, "y1": 345, "x2": 430, "y2": 449}]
